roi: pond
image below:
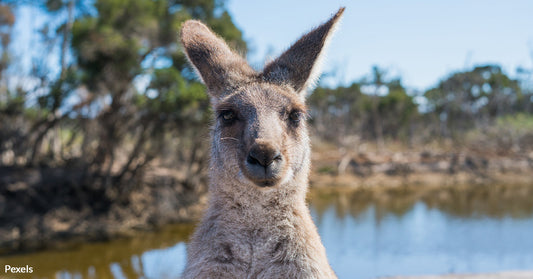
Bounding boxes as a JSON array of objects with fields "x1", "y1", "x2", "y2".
[{"x1": 2, "y1": 183, "x2": 533, "y2": 279}]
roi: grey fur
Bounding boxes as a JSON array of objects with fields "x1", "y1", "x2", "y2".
[{"x1": 180, "y1": 8, "x2": 344, "y2": 279}]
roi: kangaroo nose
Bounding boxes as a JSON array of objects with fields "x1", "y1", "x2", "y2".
[{"x1": 247, "y1": 143, "x2": 282, "y2": 167}]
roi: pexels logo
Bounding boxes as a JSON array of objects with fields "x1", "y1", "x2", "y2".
[{"x1": 4, "y1": 265, "x2": 34, "y2": 274}]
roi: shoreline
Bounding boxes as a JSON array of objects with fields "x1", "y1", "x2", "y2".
[
  {"x1": 311, "y1": 171, "x2": 533, "y2": 189},
  {"x1": 310, "y1": 147, "x2": 533, "y2": 188},
  {"x1": 384, "y1": 270, "x2": 533, "y2": 279}
]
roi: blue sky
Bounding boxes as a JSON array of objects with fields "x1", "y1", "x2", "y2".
[
  {"x1": 9, "y1": 1, "x2": 533, "y2": 92},
  {"x1": 226, "y1": 0, "x2": 533, "y2": 90}
]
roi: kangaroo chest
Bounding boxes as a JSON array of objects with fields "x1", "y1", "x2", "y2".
[{"x1": 209, "y1": 206, "x2": 304, "y2": 268}]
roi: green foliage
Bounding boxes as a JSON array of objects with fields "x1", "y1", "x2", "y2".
[
  {"x1": 138, "y1": 67, "x2": 209, "y2": 123},
  {"x1": 424, "y1": 65, "x2": 524, "y2": 137},
  {"x1": 0, "y1": 0, "x2": 246, "y2": 188},
  {"x1": 0, "y1": 87, "x2": 26, "y2": 116},
  {"x1": 37, "y1": 68, "x2": 80, "y2": 112},
  {"x1": 495, "y1": 113, "x2": 533, "y2": 133},
  {"x1": 308, "y1": 68, "x2": 419, "y2": 144},
  {"x1": 464, "y1": 112, "x2": 533, "y2": 154}
]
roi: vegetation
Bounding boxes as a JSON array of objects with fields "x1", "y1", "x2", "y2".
[
  {"x1": 309, "y1": 67, "x2": 419, "y2": 148},
  {"x1": 0, "y1": 0, "x2": 246, "y2": 190}
]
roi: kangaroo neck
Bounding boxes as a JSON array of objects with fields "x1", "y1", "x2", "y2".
[{"x1": 208, "y1": 173, "x2": 309, "y2": 221}]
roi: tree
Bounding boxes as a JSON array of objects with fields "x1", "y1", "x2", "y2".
[
  {"x1": 0, "y1": 3, "x2": 14, "y2": 80},
  {"x1": 365, "y1": 66, "x2": 386, "y2": 151},
  {"x1": 308, "y1": 67, "x2": 418, "y2": 147},
  {"x1": 0, "y1": 0, "x2": 247, "y2": 192},
  {"x1": 425, "y1": 65, "x2": 523, "y2": 138}
]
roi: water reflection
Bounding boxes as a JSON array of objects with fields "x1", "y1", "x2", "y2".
[
  {"x1": 311, "y1": 184, "x2": 533, "y2": 278},
  {"x1": 309, "y1": 184, "x2": 533, "y2": 221},
  {"x1": 1, "y1": 184, "x2": 533, "y2": 279},
  {"x1": 0, "y1": 224, "x2": 194, "y2": 279}
]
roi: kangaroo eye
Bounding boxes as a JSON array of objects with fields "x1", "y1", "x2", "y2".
[
  {"x1": 289, "y1": 110, "x2": 302, "y2": 124},
  {"x1": 220, "y1": 110, "x2": 236, "y2": 124}
]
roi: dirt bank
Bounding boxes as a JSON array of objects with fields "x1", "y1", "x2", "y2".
[
  {"x1": 0, "y1": 166, "x2": 206, "y2": 254},
  {"x1": 310, "y1": 148, "x2": 533, "y2": 188}
]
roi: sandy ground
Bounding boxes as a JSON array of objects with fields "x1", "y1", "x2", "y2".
[{"x1": 385, "y1": 271, "x2": 533, "y2": 279}]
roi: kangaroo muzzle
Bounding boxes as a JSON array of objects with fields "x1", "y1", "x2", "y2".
[{"x1": 243, "y1": 141, "x2": 284, "y2": 187}]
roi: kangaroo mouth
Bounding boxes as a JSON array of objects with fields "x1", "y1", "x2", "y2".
[
  {"x1": 253, "y1": 178, "x2": 278, "y2": 188},
  {"x1": 242, "y1": 171, "x2": 282, "y2": 187},
  {"x1": 241, "y1": 159, "x2": 284, "y2": 188}
]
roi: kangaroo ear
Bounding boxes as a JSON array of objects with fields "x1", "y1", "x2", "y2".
[
  {"x1": 180, "y1": 20, "x2": 256, "y2": 99},
  {"x1": 262, "y1": 8, "x2": 345, "y2": 95}
]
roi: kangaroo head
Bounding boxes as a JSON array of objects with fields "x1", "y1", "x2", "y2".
[{"x1": 180, "y1": 8, "x2": 344, "y2": 188}]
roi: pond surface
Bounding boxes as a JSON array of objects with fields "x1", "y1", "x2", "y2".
[{"x1": 2, "y1": 184, "x2": 533, "y2": 279}]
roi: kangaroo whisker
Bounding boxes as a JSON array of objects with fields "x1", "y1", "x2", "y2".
[{"x1": 220, "y1": 137, "x2": 239, "y2": 142}]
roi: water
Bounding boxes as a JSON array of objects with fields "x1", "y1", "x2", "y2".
[{"x1": 2, "y1": 184, "x2": 533, "y2": 279}]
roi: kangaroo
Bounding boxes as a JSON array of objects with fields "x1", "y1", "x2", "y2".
[{"x1": 180, "y1": 8, "x2": 344, "y2": 279}]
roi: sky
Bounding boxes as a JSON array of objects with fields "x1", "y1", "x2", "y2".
[{"x1": 226, "y1": 0, "x2": 533, "y2": 90}]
